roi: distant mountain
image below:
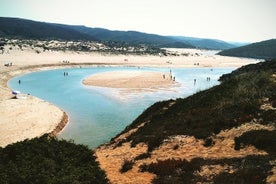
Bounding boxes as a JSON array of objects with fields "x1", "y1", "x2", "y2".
[
  {"x1": 218, "y1": 39, "x2": 276, "y2": 59},
  {"x1": 0, "y1": 17, "x2": 96, "y2": 41},
  {"x1": 68, "y1": 26, "x2": 195, "y2": 48},
  {"x1": 169, "y1": 36, "x2": 237, "y2": 50},
  {"x1": 0, "y1": 17, "x2": 240, "y2": 50},
  {"x1": 72, "y1": 26, "x2": 237, "y2": 50}
]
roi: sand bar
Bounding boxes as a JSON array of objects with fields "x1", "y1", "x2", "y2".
[
  {"x1": 0, "y1": 47, "x2": 259, "y2": 147},
  {"x1": 83, "y1": 71, "x2": 177, "y2": 90}
]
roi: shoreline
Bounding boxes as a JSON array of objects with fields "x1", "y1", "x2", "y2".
[
  {"x1": 0, "y1": 49, "x2": 259, "y2": 147},
  {"x1": 0, "y1": 64, "x2": 73, "y2": 147},
  {"x1": 48, "y1": 112, "x2": 69, "y2": 137}
]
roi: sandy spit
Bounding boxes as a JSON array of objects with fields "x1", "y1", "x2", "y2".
[{"x1": 83, "y1": 71, "x2": 177, "y2": 89}]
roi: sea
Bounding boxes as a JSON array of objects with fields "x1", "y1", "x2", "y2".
[{"x1": 8, "y1": 66, "x2": 234, "y2": 148}]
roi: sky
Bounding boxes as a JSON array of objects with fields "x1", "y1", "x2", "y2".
[{"x1": 0, "y1": 0, "x2": 275, "y2": 43}]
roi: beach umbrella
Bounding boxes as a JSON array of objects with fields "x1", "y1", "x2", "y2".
[{"x1": 12, "y1": 90, "x2": 21, "y2": 95}]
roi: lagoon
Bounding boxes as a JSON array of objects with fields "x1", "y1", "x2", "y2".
[{"x1": 8, "y1": 67, "x2": 234, "y2": 148}]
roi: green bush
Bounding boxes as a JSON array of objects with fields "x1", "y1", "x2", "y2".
[
  {"x1": 0, "y1": 135, "x2": 109, "y2": 184},
  {"x1": 214, "y1": 168, "x2": 267, "y2": 184},
  {"x1": 134, "y1": 152, "x2": 151, "y2": 160},
  {"x1": 234, "y1": 130, "x2": 276, "y2": 154}
]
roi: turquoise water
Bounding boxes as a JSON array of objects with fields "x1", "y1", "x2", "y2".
[{"x1": 8, "y1": 67, "x2": 234, "y2": 148}]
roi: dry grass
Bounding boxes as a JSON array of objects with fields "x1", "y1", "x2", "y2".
[{"x1": 95, "y1": 121, "x2": 274, "y2": 183}]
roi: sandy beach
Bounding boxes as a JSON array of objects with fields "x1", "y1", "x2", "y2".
[{"x1": 0, "y1": 46, "x2": 259, "y2": 147}]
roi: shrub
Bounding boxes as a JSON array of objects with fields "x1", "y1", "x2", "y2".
[
  {"x1": 0, "y1": 135, "x2": 109, "y2": 184},
  {"x1": 235, "y1": 130, "x2": 276, "y2": 154},
  {"x1": 134, "y1": 152, "x2": 151, "y2": 160},
  {"x1": 234, "y1": 137, "x2": 241, "y2": 150},
  {"x1": 173, "y1": 144, "x2": 179, "y2": 150},
  {"x1": 203, "y1": 137, "x2": 214, "y2": 147},
  {"x1": 214, "y1": 168, "x2": 267, "y2": 184},
  {"x1": 120, "y1": 159, "x2": 134, "y2": 173}
]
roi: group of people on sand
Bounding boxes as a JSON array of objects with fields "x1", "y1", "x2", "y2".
[
  {"x1": 163, "y1": 69, "x2": 176, "y2": 81},
  {"x1": 163, "y1": 74, "x2": 176, "y2": 81}
]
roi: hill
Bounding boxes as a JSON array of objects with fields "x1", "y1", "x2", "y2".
[
  {"x1": 169, "y1": 36, "x2": 236, "y2": 50},
  {"x1": 95, "y1": 60, "x2": 276, "y2": 183},
  {"x1": 64, "y1": 26, "x2": 195, "y2": 48},
  {"x1": 0, "y1": 17, "x2": 97, "y2": 41},
  {"x1": 70, "y1": 26, "x2": 238, "y2": 50},
  {"x1": 0, "y1": 17, "x2": 239, "y2": 50},
  {"x1": 218, "y1": 39, "x2": 276, "y2": 59}
]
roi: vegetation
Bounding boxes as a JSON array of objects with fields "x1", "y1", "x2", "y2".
[
  {"x1": 169, "y1": 36, "x2": 237, "y2": 50},
  {"x1": 140, "y1": 158, "x2": 202, "y2": 183},
  {"x1": 213, "y1": 168, "x2": 268, "y2": 184},
  {"x1": 120, "y1": 159, "x2": 135, "y2": 173},
  {"x1": 115, "y1": 60, "x2": 276, "y2": 152},
  {"x1": 234, "y1": 130, "x2": 276, "y2": 154},
  {"x1": 140, "y1": 156, "x2": 273, "y2": 184},
  {"x1": 0, "y1": 135, "x2": 109, "y2": 184},
  {"x1": 0, "y1": 38, "x2": 165, "y2": 55},
  {"x1": 218, "y1": 39, "x2": 276, "y2": 59}
]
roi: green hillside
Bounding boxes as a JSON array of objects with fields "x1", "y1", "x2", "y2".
[
  {"x1": 0, "y1": 136, "x2": 108, "y2": 184},
  {"x1": 218, "y1": 39, "x2": 276, "y2": 59},
  {"x1": 169, "y1": 36, "x2": 236, "y2": 50},
  {"x1": 118, "y1": 60, "x2": 276, "y2": 151},
  {"x1": 0, "y1": 17, "x2": 96, "y2": 41}
]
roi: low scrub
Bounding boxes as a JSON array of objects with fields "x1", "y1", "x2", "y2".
[
  {"x1": 120, "y1": 159, "x2": 134, "y2": 173},
  {"x1": 0, "y1": 135, "x2": 109, "y2": 184},
  {"x1": 234, "y1": 130, "x2": 276, "y2": 154}
]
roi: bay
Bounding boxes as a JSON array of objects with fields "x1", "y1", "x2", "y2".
[{"x1": 8, "y1": 66, "x2": 234, "y2": 148}]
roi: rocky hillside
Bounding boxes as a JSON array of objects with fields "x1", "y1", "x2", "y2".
[{"x1": 95, "y1": 60, "x2": 276, "y2": 184}]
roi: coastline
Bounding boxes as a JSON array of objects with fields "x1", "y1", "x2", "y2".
[
  {"x1": 0, "y1": 49, "x2": 259, "y2": 147},
  {"x1": 0, "y1": 64, "x2": 70, "y2": 147}
]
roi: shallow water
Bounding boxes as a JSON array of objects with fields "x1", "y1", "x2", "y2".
[{"x1": 8, "y1": 67, "x2": 234, "y2": 148}]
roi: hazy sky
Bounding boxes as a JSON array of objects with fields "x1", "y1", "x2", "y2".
[{"x1": 1, "y1": 0, "x2": 275, "y2": 42}]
